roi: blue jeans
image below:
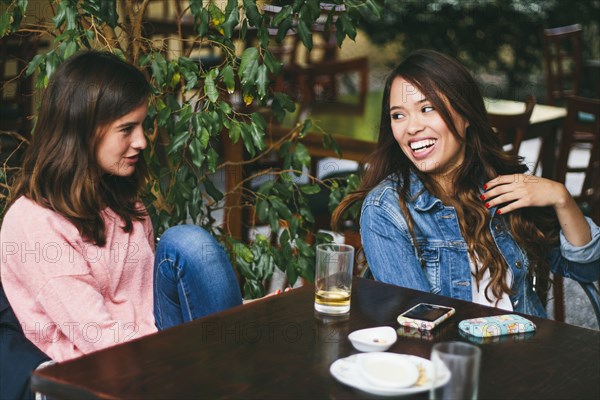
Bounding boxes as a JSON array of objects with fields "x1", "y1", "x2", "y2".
[{"x1": 153, "y1": 225, "x2": 242, "y2": 330}]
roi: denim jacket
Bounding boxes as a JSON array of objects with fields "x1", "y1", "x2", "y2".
[{"x1": 360, "y1": 171, "x2": 600, "y2": 318}]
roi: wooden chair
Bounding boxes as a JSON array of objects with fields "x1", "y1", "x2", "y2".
[
  {"x1": 0, "y1": 33, "x2": 38, "y2": 137},
  {"x1": 487, "y1": 95, "x2": 536, "y2": 154},
  {"x1": 0, "y1": 33, "x2": 39, "y2": 175},
  {"x1": 552, "y1": 96, "x2": 600, "y2": 322},
  {"x1": 542, "y1": 24, "x2": 582, "y2": 106}
]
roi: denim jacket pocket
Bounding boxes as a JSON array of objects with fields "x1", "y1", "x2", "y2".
[{"x1": 419, "y1": 245, "x2": 441, "y2": 294}]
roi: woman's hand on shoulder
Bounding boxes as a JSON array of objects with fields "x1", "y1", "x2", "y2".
[
  {"x1": 483, "y1": 173, "x2": 591, "y2": 246},
  {"x1": 481, "y1": 173, "x2": 571, "y2": 214}
]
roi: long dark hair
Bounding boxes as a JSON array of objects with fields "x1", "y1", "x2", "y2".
[
  {"x1": 10, "y1": 51, "x2": 151, "y2": 246},
  {"x1": 333, "y1": 50, "x2": 558, "y2": 301}
]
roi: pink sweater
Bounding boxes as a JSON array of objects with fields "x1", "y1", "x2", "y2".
[{"x1": 0, "y1": 196, "x2": 158, "y2": 362}]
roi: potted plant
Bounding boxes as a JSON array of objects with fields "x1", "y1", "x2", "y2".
[{"x1": 0, "y1": 0, "x2": 379, "y2": 298}]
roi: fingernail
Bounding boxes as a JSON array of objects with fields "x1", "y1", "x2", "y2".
[
  {"x1": 497, "y1": 210, "x2": 502, "y2": 215},
  {"x1": 483, "y1": 184, "x2": 488, "y2": 190},
  {"x1": 276, "y1": 289, "x2": 281, "y2": 294},
  {"x1": 480, "y1": 195, "x2": 486, "y2": 200},
  {"x1": 485, "y1": 202, "x2": 490, "y2": 208}
]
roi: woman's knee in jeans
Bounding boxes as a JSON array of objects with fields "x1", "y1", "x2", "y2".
[{"x1": 156, "y1": 225, "x2": 231, "y2": 273}]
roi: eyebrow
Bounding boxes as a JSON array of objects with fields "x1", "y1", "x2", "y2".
[
  {"x1": 115, "y1": 120, "x2": 140, "y2": 129},
  {"x1": 390, "y1": 98, "x2": 428, "y2": 112}
]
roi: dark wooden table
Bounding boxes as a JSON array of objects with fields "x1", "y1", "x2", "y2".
[{"x1": 31, "y1": 278, "x2": 599, "y2": 399}]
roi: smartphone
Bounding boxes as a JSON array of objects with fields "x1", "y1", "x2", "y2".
[
  {"x1": 458, "y1": 314, "x2": 536, "y2": 338},
  {"x1": 397, "y1": 303, "x2": 455, "y2": 331}
]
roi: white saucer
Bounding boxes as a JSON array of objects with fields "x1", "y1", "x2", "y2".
[{"x1": 330, "y1": 353, "x2": 451, "y2": 396}]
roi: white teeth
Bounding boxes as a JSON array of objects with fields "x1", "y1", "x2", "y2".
[{"x1": 410, "y1": 139, "x2": 436, "y2": 152}]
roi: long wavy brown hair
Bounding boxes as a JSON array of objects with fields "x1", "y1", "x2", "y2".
[
  {"x1": 9, "y1": 51, "x2": 151, "y2": 246},
  {"x1": 333, "y1": 50, "x2": 559, "y2": 302}
]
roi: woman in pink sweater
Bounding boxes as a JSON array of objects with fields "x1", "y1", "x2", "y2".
[{"x1": 0, "y1": 51, "x2": 242, "y2": 378}]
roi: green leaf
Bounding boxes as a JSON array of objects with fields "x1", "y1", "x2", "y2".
[
  {"x1": 157, "y1": 106, "x2": 172, "y2": 126},
  {"x1": 268, "y1": 209, "x2": 280, "y2": 234},
  {"x1": 222, "y1": 0, "x2": 239, "y2": 38},
  {"x1": 249, "y1": 116, "x2": 266, "y2": 151},
  {"x1": 275, "y1": 18, "x2": 293, "y2": 43},
  {"x1": 0, "y1": 13, "x2": 10, "y2": 37},
  {"x1": 204, "y1": 177, "x2": 224, "y2": 201},
  {"x1": 296, "y1": 237, "x2": 314, "y2": 258},
  {"x1": 167, "y1": 130, "x2": 188, "y2": 155},
  {"x1": 206, "y1": 147, "x2": 219, "y2": 172},
  {"x1": 258, "y1": 180, "x2": 275, "y2": 195},
  {"x1": 229, "y1": 120, "x2": 241, "y2": 144},
  {"x1": 204, "y1": 71, "x2": 219, "y2": 102},
  {"x1": 294, "y1": 142, "x2": 311, "y2": 167},
  {"x1": 271, "y1": 92, "x2": 295, "y2": 122},
  {"x1": 279, "y1": 229, "x2": 290, "y2": 246},
  {"x1": 286, "y1": 261, "x2": 298, "y2": 286},
  {"x1": 299, "y1": 205, "x2": 315, "y2": 223},
  {"x1": 25, "y1": 54, "x2": 44, "y2": 77},
  {"x1": 272, "y1": 5, "x2": 292, "y2": 26},
  {"x1": 64, "y1": 1, "x2": 77, "y2": 30},
  {"x1": 240, "y1": 123, "x2": 256, "y2": 157},
  {"x1": 151, "y1": 53, "x2": 167, "y2": 87},
  {"x1": 271, "y1": 197, "x2": 292, "y2": 221},
  {"x1": 101, "y1": 0, "x2": 118, "y2": 28},
  {"x1": 242, "y1": 0, "x2": 261, "y2": 27},
  {"x1": 256, "y1": 199, "x2": 270, "y2": 223},
  {"x1": 322, "y1": 131, "x2": 342, "y2": 158},
  {"x1": 197, "y1": 8, "x2": 210, "y2": 37},
  {"x1": 298, "y1": 256, "x2": 314, "y2": 282},
  {"x1": 45, "y1": 51, "x2": 60, "y2": 79},
  {"x1": 188, "y1": 137, "x2": 205, "y2": 168},
  {"x1": 219, "y1": 100, "x2": 232, "y2": 115},
  {"x1": 296, "y1": 19, "x2": 313, "y2": 51},
  {"x1": 64, "y1": 40, "x2": 77, "y2": 59},
  {"x1": 239, "y1": 47, "x2": 259, "y2": 84},
  {"x1": 52, "y1": 1, "x2": 67, "y2": 28},
  {"x1": 256, "y1": 64, "x2": 268, "y2": 100},
  {"x1": 199, "y1": 127, "x2": 210, "y2": 149},
  {"x1": 299, "y1": 184, "x2": 321, "y2": 195},
  {"x1": 338, "y1": 14, "x2": 356, "y2": 41},
  {"x1": 221, "y1": 64, "x2": 235, "y2": 93},
  {"x1": 263, "y1": 50, "x2": 282, "y2": 75}
]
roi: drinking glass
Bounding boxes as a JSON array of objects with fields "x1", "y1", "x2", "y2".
[
  {"x1": 314, "y1": 243, "x2": 354, "y2": 314},
  {"x1": 430, "y1": 341, "x2": 481, "y2": 400}
]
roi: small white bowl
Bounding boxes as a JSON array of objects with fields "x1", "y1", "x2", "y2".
[
  {"x1": 357, "y1": 352, "x2": 420, "y2": 389},
  {"x1": 348, "y1": 326, "x2": 397, "y2": 352}
]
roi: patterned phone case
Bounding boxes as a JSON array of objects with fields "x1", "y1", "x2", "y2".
[
  {"x1": 397, "y1": 304, "x2": 455, "y2": 331},
  {"x1": 458, "y1": 314, "x2": 536, "y2": 337}
]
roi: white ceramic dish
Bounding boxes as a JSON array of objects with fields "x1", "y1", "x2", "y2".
[
  {"x1": 330, "y1": 353, "x2": 451, "y2": 397},
  {"x1": 358, "y1": 352, "x2": 420, "y2": 389},
  {"x1": 348, "y1": 326, "x2": 397, "y2": 352}
]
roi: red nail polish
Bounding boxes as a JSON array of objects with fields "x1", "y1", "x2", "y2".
[
  {"x1": 480, "y1": 194, "x2": 486, "y2": 200},
  {"x1": 485, "y1": 203, "x2": 490, "y2": 208},
  {"x1": 497, "y1": 210, "x2": 502, "y2": 215},
  {"x1": 483, "y1": 184, "x2": 488, "y2": 190}
]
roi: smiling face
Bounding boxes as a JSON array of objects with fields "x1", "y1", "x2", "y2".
[
  {"x1": 389, "y1": 77, "x2": 469, "y2": 188},
  {"x1": 95, "y1": 102, "x2": 148, "y2": 176}
]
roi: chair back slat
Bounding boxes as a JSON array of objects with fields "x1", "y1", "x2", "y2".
[
  {"x1": 542, "y1": 24, "x2": 583, "y2": 105},
  {"x1": 555, "y1": 96, "x2": 600, "y2": 224}
]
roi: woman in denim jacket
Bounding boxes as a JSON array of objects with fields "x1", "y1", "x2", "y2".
[{"x1": 333, "y1": 50, "x2": 599, "y2": 318}]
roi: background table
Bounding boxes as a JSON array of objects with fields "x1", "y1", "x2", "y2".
[{"x1": 31, "y1": 278, "x2": 599, "y2": 399}]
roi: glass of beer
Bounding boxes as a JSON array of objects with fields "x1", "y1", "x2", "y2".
[{"x1": 314, "y1": 243, "x2": 354, "y2": 314}]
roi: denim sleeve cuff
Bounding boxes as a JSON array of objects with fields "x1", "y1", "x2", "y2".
[{"x1": 560, "y1": 216, "x2": 600, "y2": 263}]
